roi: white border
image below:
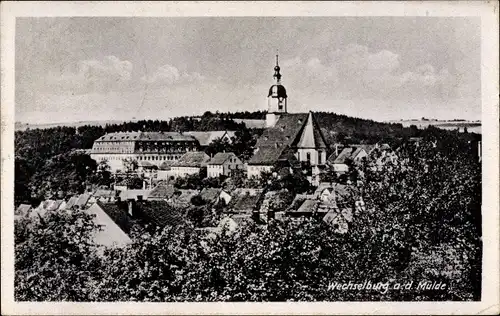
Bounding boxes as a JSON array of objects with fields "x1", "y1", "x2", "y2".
[{"x1": 1, "y1": 1, "x2": 499, "y2": 315}]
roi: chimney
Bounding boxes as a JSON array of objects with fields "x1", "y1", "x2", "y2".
[{"x1": 127, "y1": 199, "x2": 134, "y2": 216}]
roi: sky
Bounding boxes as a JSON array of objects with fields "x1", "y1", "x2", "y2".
[{"x1": 15, "y1": 17, "x2": 481, "y2": 124}]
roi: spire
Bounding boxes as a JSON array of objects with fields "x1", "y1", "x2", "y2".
[{"x1": 273, "y1": 49, "x2": 282, "y2": 84}]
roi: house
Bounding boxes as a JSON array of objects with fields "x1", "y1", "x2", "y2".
[
  {"x1": 287, "y1": 199, "x2": 320, "y2": 217},
  {"x1": 90, "y1": 131, "x2": 200, "y2": 172},
  {"x1": 119, "y1": 189, "x2": 151, "y2": 201},
  {"x1": 170, "y1": 189, "x2": 200, "y2": 207},
  {"x1": 219, "y1": 190, "x2": 232, "y2": 205},
  {"x1": 199, "y1": 188, "x2": 226, "y2": 205},
  {"x1": 170, "y1": 151, "x2": 210, "y2": 178},
  {"x1": 148, "y1": 184, "x2": 176, "y2": 201},
  {"x1": 135, "y1": 200, "x2": 187, "y2": 228},
  {"x1": 206, "y1": 152, "x2": 244, "y2": 178},
  {"x1": 184, "y1": 131, "x2": 236, "y2": 149},
  {"x1": 314, "y1": 182, "x2": 350, "y2": 204},
  {"x1": 327, "y1": 147, "x2": 368, "y2": 173},
  {"x1": 86, "y1": 202, "x2": 132, "y2": 248},
  {"x1": 227, "y1": 188, "x2": 263, "y2": 214}
]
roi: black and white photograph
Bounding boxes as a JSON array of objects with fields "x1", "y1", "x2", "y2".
[{"x1": 1, "y1": 1, "x2": 498, "y2": 315}]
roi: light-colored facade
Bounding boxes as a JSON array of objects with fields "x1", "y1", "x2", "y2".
[
  {"x1": 207, "y1": 152, "x2": 244, "y2": 177},
  {"x1": 90, "y1": 132, "x2": 199, "y2": 172},
  {"x1": 247, "y1": 164, "x2": 273, "y2": 178},
  {"x1": 170, "y1": 151, "x2": 211, "y2": 178}
]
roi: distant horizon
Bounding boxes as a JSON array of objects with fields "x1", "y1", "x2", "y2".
[
  {"x1": 16, "y1": 17, "x2": 481, "y2": 125},
  {"x1": 14, "y1": 109, "x2": 482, "y2": 127}
]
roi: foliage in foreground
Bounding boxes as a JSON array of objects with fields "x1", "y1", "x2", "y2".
[{"x1": 15, "y1": 141, "x2": 481, "y2": 301}]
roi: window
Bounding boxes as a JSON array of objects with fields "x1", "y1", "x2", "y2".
[
  {"x1": 318, "y1": 151, "x2": 322, "y2": 164},
  {"x1": 306, "y1": 152, "x2": 311, "y2": 163},
  {"x1": 297, "y1": 152, "x2": 301, "y2": 161}
]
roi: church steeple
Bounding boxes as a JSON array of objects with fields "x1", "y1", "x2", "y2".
[
  {"x1": 273, "y1": 52, "x2": 282, "y2": 84},
  {"x1": 267, "y1": 51, "x2": 288, "y2": 119}
]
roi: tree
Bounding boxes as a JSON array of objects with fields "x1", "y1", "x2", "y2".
[{"x1": 15, "y1": 208, "x2": 102, "y2": 301}]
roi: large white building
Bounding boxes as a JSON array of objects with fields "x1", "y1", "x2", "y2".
[{"x1": 90, "y1": 132, "x2": 199, "y2": 172}]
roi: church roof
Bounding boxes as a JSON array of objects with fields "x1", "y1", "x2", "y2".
[
  {"x1": 295, "y1": 112, "x2": 327, "y2": 149},
  {"x1": 249, "y1": 112, "x2": 328, "y2": 165}
]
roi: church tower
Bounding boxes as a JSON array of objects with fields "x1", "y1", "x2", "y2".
[{"x1": 266, "y1": 52, "x2": 288, "y2": 128}]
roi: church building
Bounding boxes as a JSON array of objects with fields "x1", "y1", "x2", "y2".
[{"x1": 247, "y1": 54, "x2": 329, "y2": 183}]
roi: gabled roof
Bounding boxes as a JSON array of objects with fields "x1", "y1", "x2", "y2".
[
  {"x1": 207, "y1": 152, "x2": 240, "y2": 165},
  {"x1": 255, "y1": 113, "x2": 308, "y2": 148},
  {"x1": 229, "y1": 189, "x2": 263, "y2": 212},
  {"x1": 96, "y1": 202, "x2": 133, "y2": 234},
  {"x1": 184, "y1": 131, "x2": 236, "y2": 146},
  {"x1": 148, "y1": 184, "x2": 176, "y2": 200},
  {"x1": 331, "y1": 148, "x2": 354, "y2": 164},
  {"x1": 172, "y1": 151, "x2": 210, "y2": 168},
  {"x1": 199, "y1": 188, "x2": 222, "y2": 204},
  {"x1": 171, "y1": 189, "x2": 200, "y2": 205},
  {"x1": 88, "y1": 202, "x2": 132, "y2": 247},
  {"x1": 247, "y1": 146, "x2": 285, "y2": 165},
  {"x1": 138, "y1": 200, "x2": 187, "y2": 227},
  {"x1": 295, "y1": 112, "x2": 328, "y2": 149},
  {"x1": 296, "y1": 199, "x2": 319, "y2": 213},
  {"x1": 249, "y1": 112, "x2": 328, "y2": 165}
]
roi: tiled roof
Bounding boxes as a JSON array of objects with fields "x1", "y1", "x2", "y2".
[
  {"x1": 96, "y1": 202, "x2": 133, "y2": 234},
  {"x1": 149, "y1": 184, "x2": 176, "y2": 200},
  {"x1": 249, "y1": 112, "x2": 328, "y2": 165},
  {"x1": 229, "y1": 189, "x2": 263, "y2": 212},
  {"x1": 296, "y1": 199, "x2": 319, "y2": 213},
  {"x1": 247, "y1": 146, "x2": 284, "y2": 165},
  {"x1": 207, "y1": 152, "x2": 239, "y2": 165},
  {"x1": 331, "y1": 148, "x2": 354, "y2": 164},
  {"x1": 199, "y1": 188, "x2": 222, "y2": 203},
  {"x1": 184, "y1": 131, "x2": 236, "y2": 146},
  {"x1": 138, "y1": 200, "x2": 187, "y2": 227},
  {"x1": 233, "y1": 119, "x2": 267, "y2": 129},
  {"x1": 255, "y1": 113, "x2": 308, "y2": 148},
  {"x1": 159, "y1": 160, "x2": 175, "y2": 170},
  {"x1": 171, "y1": 189, "x2": 200, "y2": 205},
  {"x1": 96, "y1": 132, "x2": 196, "y2": 142},
  {"x1": 172, "y1": 151, "x2": 210, "y2": 168}
]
